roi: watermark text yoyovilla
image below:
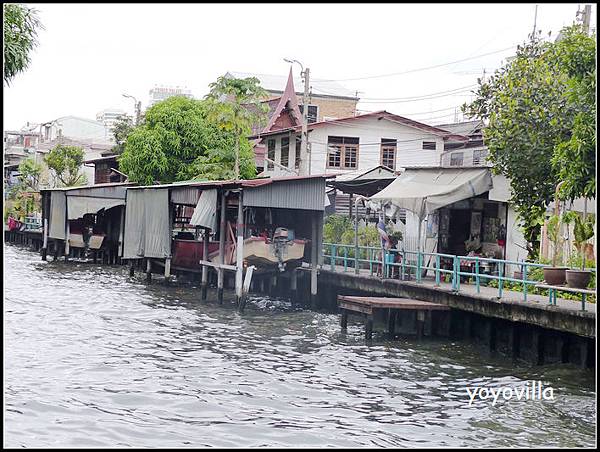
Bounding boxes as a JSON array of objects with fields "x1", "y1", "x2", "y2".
[{"x1": 466, "y1": 380, "x2": 555, "y2": 406}]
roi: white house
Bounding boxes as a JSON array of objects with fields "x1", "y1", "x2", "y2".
[{"x1": 253, "y1": 110, "x2": 469, "y2": 177}]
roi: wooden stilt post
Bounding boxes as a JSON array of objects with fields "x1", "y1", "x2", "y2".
[
  {"x1": 341, "y1": 309, "x2": 348, "y2": 331},
  {"x1": 129, "y1": 259, "x2": 135, "y2": 277},
  {"x1": 201, "y1": 228, "x2": 209, "y2": 300},
  {"x1": 146, "y1": 258, "x2": 152, "y2": 282},
  {"x1": 41, "y1": 218, "x2": 48, "y2": 261},
  {"x1": 365, "y1": 314, "x2": 373, "y2": 341},
  {"x1": 387, "y1": 309, "x2": 396, "y2": 338},
  {"x1": 416, "y1": 310, "x2": 425, "y2": 339},
  {"x1": 290, "y1": 269, "x2": 298, "y2": 304},
  {"x1": 164, "y1": 257, "x2": 171, "y2": 282},
  {"x1": 235, "y1": 191, "x2": 244, "y2": 307},
  {"x1": 217, "y1": 190, "x2": 227, "y2": 304},
  {"x1": 118, "y1": 206, "x2": 125, "y2": 260},
  {"x1": 310, "y1": 211, "x2": 318, "y2": 309},
  {"x1": 64, "y1": 221, "x2": 70, "y2": 262}
]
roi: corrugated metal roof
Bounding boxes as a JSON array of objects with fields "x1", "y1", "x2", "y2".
[
  {"x1": 127, "y1": 174, "x2": 333, "y2": 190},
  {"x1": 40, "y1": 182, "x2": 135, "y2": 192},
  {"x1": 244, "y1": 177, "x2": 326, "y2": 211}
]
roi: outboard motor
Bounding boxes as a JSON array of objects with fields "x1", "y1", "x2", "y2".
[{"x1": 272, "y1": 227, "x2": 290, "y2": 271}]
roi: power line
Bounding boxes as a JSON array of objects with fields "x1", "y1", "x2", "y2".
[
  {"x1": 358, "y1": 89, "x2": 476, "y2": 104},
  {"x1": 315, "y1": 44, "x2": 517, "y2": 82},
  {"x1": 357, "y1": 84, "x2": 477, "y2": 101}
]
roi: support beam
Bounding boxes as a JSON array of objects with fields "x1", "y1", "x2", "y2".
[
  {"x1": 217, "y1": 190, "x2": 227, "y2": 304},
  {"x1": 310, "y1": 211, "x2": 318, "y2": 308},
  {"x1": 365, "y1": 314, "x2": 373, "y2": 341},
  {"x1": 129, "y1": 260, "x2": 135, "y2": 277},
  {"x1": 235, "y1": 192, "x2": 244, "y2": 306},
  {"x1": 201, "y1": 228, "x2": 209, "y2": 300},
  {"x1": 64, "y1": 221, "x2": 70, "y2": 261},
  {"x1": 164, "y1": 257, "x2": 171, "y2": 281},
  {"x1": 341, "y1": 309, "x2": 348, "y2": 331},
  {"x1": 146, "y1": 258, "x2": 152, "y2": 282},
  {"x1": 416, "y1": 310, "x2": 425, "y2": 339},
  {"x1": 290, "y1": 269, "x2": 298, "y2": 304},
  {"x1": 387, "y1": 309, "x2": 396, "y2": 338},
  {"x1": 41, "y1": 218, "x2": 48, "y2": 261},
  {"x1": 118, "y1": 206, "x2": 125, "y2": 258}
]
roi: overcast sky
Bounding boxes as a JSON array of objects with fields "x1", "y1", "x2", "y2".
[{"x1": 4, "y1": 3, "x2": 596, "y2": 130}]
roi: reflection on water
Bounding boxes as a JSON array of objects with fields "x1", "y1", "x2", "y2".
[{"x1": 4, "y1": 245, "x2": 596, "y2": 447}]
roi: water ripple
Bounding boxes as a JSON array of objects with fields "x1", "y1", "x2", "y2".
[{"x1": 4, "y1": 245, "x2": 596, "y2": 447}]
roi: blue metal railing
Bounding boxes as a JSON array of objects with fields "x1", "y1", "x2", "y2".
[{"x1": 322, "y1": 242, "x2": 596, "y2": 306}]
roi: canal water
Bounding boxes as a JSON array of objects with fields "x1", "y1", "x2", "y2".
[{"x1": 4, "y1": 245, "x2": 596, "y2": 447}]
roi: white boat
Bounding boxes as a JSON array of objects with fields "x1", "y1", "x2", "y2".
[{"x1": 209, "y1": 236, "x2": 307, "y2": 269}]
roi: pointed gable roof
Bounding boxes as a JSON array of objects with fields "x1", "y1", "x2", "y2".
[{"x1": 263, "y1": 68, "x2": 302, "y2": 132}]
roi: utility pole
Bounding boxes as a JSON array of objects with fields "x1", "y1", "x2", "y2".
[
  {"x1": 123, "y1": 93, "x2": 141, "y2": 126},
  {"x1": 578, "y1": 4, "x2": 592, "y2": 35},
  {"x1": 531, "y1": 4, "x2": 538, "y2": 41},
  {"x1": 300, "y1": 67, "x2": 310, "y2": 176},
  {"x1": 284, "y1": 59, "x2": 311, "y2": 175}
]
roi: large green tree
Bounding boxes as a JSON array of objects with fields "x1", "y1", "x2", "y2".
[
  {"x1": 119, "y1": 93, "x2": 261, "y2": 185},
  {"x1": 44, "y1": 144, "x2": 87, "y2": 187},
  {"x1": 3, "y1": 3, "x2": 43, "y2": 85},
  {"x1": 204, "y1": 76, "x2": 269, "y2": 179},
  {"x1": 550, "y1": 26, "x2": 596, "y2": 202},
  {"x1": 463, "y1": 25, "x2": 596, "y2": 257}
]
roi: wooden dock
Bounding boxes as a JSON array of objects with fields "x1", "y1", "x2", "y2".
[{"x1": 338, "y1": 295, "x2": 450, "y2": 340}]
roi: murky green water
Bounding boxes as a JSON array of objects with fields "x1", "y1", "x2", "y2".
[{"x1": 4, "y1": 245, "x2": 596, "y2": 447}]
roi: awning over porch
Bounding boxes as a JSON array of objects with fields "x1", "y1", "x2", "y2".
[{"x1": 371, "y1": 168, "x2": 493, "y2": 219}]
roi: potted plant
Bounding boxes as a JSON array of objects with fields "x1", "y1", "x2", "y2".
[
  {"x1": 543, "y1": 214, "x2": 568, "y2": 285},
  {"x1": 566, "y1": 214, "x2": 595, "y2": 289}
]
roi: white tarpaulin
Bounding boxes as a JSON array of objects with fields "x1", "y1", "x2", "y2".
[
  {"x1": 67, "y1": 196, "x2": 125, "y2": 220},
  {"x1": 190, "y1": 189, "x2": 218, "y2": 230},
  {"x1": 371, "y1": 168, "x2": 493, "y2": 219},
  {"x1": 122, "y1": 189, "x2": 171, "y2": 259}
]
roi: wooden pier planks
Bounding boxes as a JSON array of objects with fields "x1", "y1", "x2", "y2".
[{"x1": 337, "y1": 295, "x2": 450, "y2": 340}]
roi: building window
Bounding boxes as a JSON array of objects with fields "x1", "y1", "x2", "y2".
[
  {"x1": 423, "y1": 141, "x2": 437, "y2": 150},
  {"x1": 450, "y1": 152, "x2": 464, "y2": 166},
  {"x1": 327, "y1": 136, "x2": 359, "y2": 169},
  {"x1": 380, "y1": 138, "x2": 397, "y2": 169},
  {"x1": 281, "y1": 137, "x2": 290, "y2": 167},
  {"x1": 295, "y1": 139, "x2": 301, "y2": 169},
  {"x1": 299, "y1": 105, "x2": 319, "y2": 123},
  {"x1": 473, "y1": 149, "x2": 488, "y2": 165},
  {"x1": 267, "y1": 139, "x2": 275, "y2": 170}
]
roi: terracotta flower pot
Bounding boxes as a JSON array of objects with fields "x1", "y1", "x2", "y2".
[
  {"x1": 543, "y1": 267, "x2": 568, "y2": 285},
  {"x1": 565, "y1": 270, "x2": 592, "y2": 289}
]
